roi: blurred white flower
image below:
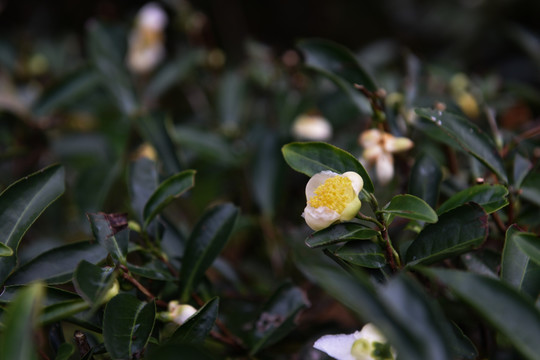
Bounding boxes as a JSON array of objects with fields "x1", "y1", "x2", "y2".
[
  {"x1": 167, "y1": 300, "x2": 197, "y2": 325},
  {"x1": 303, "y1": 171, "x2": 363, "y2": 231},
  {"x1": 292, "y1": 114, "x2": 333, "y2": 141},
  {"x1": 314, "y1": 323, "x2": 396, "y2": 360},
  {"x1": 358, "y1": 129, "x2": 413, "y2": 185},
  {"x1": 127, "y1": 2, "x2": 168, "y2": 74}
]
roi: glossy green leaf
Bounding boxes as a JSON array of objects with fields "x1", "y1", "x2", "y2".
[
  {"x1": 437, "y1": 184, "x2": 508, "y2": 215},
  {"x1": 501, "y1": 225, "x2": 540, "y2": 299},
  {"x1": 415, "y1": 108, "x2": 508, "y2": 183},
  {"x1": 87, "y1": 213, "x2": 129, "y2": 264},
  {"x1": 305, "y1": 222, "x2": 378, "y2": 248},
  {"x1": 515, "y1": 234, "x2": 540, "y2": 266},
  {"x1": 378, "y1": 274, "x2": 459, "y2": 360},
  {"x1": 297, "y1": 39, "x2": 375, "y2": 112},
  {"x1": 405, "y1": 203, "x2": 488, "y2": 266},
  {"x1": 103, "y1": 294, "x2": 156, "y2": 360},
  {"x1": 169, "y1": 297, "x2": 219, "y2": 344},
  {"x1": 144, "y1": 49, "x2": 206, "y2": 101},
  {"x1": 0, "y1": 164, "x2": 65, "y2": 286},
  {"x1": 408, "y1": 154, "x2": 442, "y2": 208},
  {"x1": 282, "y1": 142, "x2": 374, "y2": 192},
  {"x1": 54, "y1": 343, "x2": 75, "y2": 360},
  {"x1": 250, "y1": 283, "x2": 310, "y2": 355},
  {"x1": 381, "y1": 194, "x2": 438, "y2": 224},
  {"x1": 32, "y1": 66, "x2": 100, "y2": 116},
  {"x1": 334, "y1": 241, "x2": 386, "y2": 268},
  {"x1": 143, "y1": 169, "x2": 196, "y2": 229},
  {"x1": 520, "y1": 171, "x2": 540, "y2": 207},
  {"x1": 127, "y1": 260, "x2": 176, "y2": 281},
  {"x1": 0, "y1": 243, "x2": 13, "y2": 257},
  {"x1": 73, "y1": 260, "x2": 117, "y2": 308},
  {"x1": 128, "y1": 157, "x2": 159, "y2": 224},
  {"x1": 133, "y1": 113, "x2": 182, "y2": 176},
  {"x1": 425, "y1": 268, "x2": 540, "y2": 360},
  {"x1": 0, "y1": 282, "x2": 44, "y2": 360},
  {"x1": 294, "y1": 248, "x2": 454, "y2": 360},
  {"x1": 179, "y1": 203, "x2": 239, "y2": 302},
  {"x1": 6, "y1": 241, "x2": 107, "y2": 285},
  {"x1": 40, "y1": 299, "x2": 89, "y2": 325},
  {"x1": 87, "y1": 21, "x2": 137, "y2": 115}
]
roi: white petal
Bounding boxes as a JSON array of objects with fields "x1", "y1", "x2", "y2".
[
  {"x1": 342, "y1": 171, "x2": 364, "y2": 194},
  {"x1": 292, "y1": 115, "x2": 333, "y2": 141},
  {"x1": 137, "y1": 2, "x2": 168, "y2": 31},
  {"x1": 376, "y1": 152, "x2": 394, "y2": 185},
  {"x1": 303, "y1": 205, "x2": 340, "y2": 231},
  {"x1": 383, "y1": 135, "x2": 413, "y2": 153},
  {"x1": 362, "y1": 146, "x2": 383, "y2": 162},
  {"x1": 305, "y1": 171, "x2": 339, "y2": 200},
  {"x1": 313, "y1": 332, "x2": 360, "y2": 360},
  {"x1": 358, "y1": 129, "x2": 382, "y2": 148}
]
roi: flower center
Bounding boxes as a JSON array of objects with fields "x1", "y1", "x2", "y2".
[{"x1": 308, "y1": 175, "x2": 355, "y2": 213}]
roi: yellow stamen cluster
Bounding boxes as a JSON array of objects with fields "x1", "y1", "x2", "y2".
[{"x1": 308, "y1": 176, "x2": 354, "y2": 213}]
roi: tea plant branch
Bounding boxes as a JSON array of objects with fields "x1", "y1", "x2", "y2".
[
  {"x1": 119, "y1": 264, "x2": 168, "y2": 308},
  {"x1": 192, "y1": 292, "x2": 246, "y2": 350}
]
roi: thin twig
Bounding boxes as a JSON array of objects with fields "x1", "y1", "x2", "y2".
[{"x1": 119, "y1": 265, "x2": 168, "y2": 308}]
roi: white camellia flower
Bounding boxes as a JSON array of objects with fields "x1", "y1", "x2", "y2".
[
  {"x1": 127, "y1": 2, "x2": 168, "y2": 74},
  {"x1": 292, "y1": 114, "x2": 333, "y2": 141},
  {"x1": 167, "y1": 301, "x2": 197, "y2": 326},
  {"x1": 314, "y1": 323, "x2": 396, "y2": 360},
  {"x1": 303, "y1": 171, "x2": 363, "y2": 231},
  {"x1": 358, "y1": 129, "x2": 413, "y2": 185}
]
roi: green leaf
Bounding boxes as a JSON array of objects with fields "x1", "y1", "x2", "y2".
[
  {"x1": 133, "y1": 113, "x2": 182, "y2": 176},
  {"x1": 0, "y1": 285, "x2": 79, "y2": 306},
  {"x1": 6, "y1": 241, "x2": 107, "y2": 285},
  {"x1": 128, "y1": 157, "x2": 159, "y2": 224},
  {"x1": 147, "y1": 344, "x2": 215, "y2": 360},
  {"x1": 252, "y1": 133, "x2": 281, "y2": 217},
  {"x1": 381, "y1": 194, "x2": 438, "y2": 224},
  {"x1": 305, "y1": 222, "x2": 378, "y2": 248},
  {"x1": 172, "y1": 125, "x2": 241, "y2": 167},
  {"x1": 0, "y1": 282, "x2": 44, "y2": 360},
  {"x1": 144, "y1": 50, "x2": 206, "y2": 101},
  {"x1": 0, "y1": 243, "x2": 13, "y2": 257},
  {"x1": 415, "y1": 108, "x2": 508, "y2": 183},
  {"x1": 73, "y1": 260, "x2": 117, "y2": 308},
  {"x1": 103, "y1": 294, "x2": 156, "y2": 360},
  {"x1": 293, "y1": 248, "x2": 454, "y2": 360},
  {"x1": 378, "y1": 274, "x2": 458, "y2": 360},
  {"x1": 501, "y1": 225, "x2": 540, "y2": 299},
  {"x1": 250, "y1": 282, "x2": 310, "y2": 355},
  {"x1": 437, "y1": 184, "x2": 509, "y2": 215},
  {"x1": 40, "y1": 299, "x2": 89, "y2": 325},
  {"x1": 297, "y1": 39, "x2": 375, "y2": 112},
  {"x1": 127, "y1": 260, "x2": 176, "y2": 281},
  {"x1": 87, "y1": 213, "x2": 129, "y2": 264},
  {"x1": 32, "y1": 66, "x2": 101, "y2": 117},
  {"x1": 405, "y1": 203, "x2": 488, "y2": 266},
  {"x1": 282, "y1": 142, "x2": 374, "y2": 192},
  {"x1": 143, "y1": 169, "x2": 196, "y2": 229},
  {"x1": 425, "y1": 268, "x2": 540, "y2": 360},
  {"x1": 169, "y1": 297, "x2": 219, "y2": 344},
  {"x1": 179, "y1": 203, "x2": 239, "y2": 302},
  {"x1": 54, "y1": 343, "x2": 75, "y2": 360},
  {"x1": 334, "y1": 241, "x2": 386, "y2": 268},
  {"x1": 515, "y1": 234, "x2": 540, "y2": 266},
  {"x1": 408, "y1": 154, "x2": 442, "y2": 208},
  {"x1": 87, "y1": 21, "x2": 138, "y2": 115},
  {"x1": 520, "y1": 171, "x2": 540, "y2": 207},
  {"x1": 218, "y1": 70, "x2": 246, "y2": 130},
  {"x1": 0, "y1": 164, "x2": 65, "y2": 286}
]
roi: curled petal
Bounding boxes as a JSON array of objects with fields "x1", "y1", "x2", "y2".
[
  {"x1": 303, "y1": 205, "x2": 340, "y2": 231},
  {"x1": 358, "y1": 129, "x2": 382, "y2": 148},
  {"x1": 383, "y1": 136, "x2": 413, "y2": 153}
]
